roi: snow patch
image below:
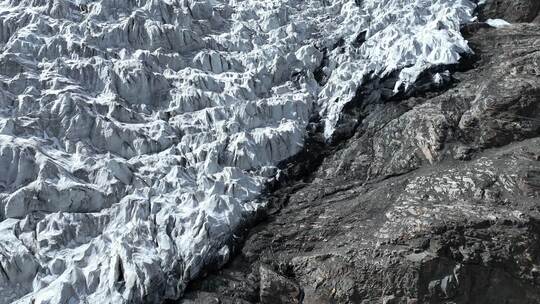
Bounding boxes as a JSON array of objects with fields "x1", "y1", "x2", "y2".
[{"x1": 486, "y1": 18, "x2": 512, "y2": 28}]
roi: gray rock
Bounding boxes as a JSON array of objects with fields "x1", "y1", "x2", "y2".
[
  {"x1": 477, "y1": 0, "x2": 540, "y2": 23},
  {"x1": 259, "y1": 265, "x2": 302, "y2": 304}
]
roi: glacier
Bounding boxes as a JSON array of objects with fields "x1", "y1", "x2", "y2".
[{"x1": 0, "y1": 0, "x2": 476, "y2": 303}]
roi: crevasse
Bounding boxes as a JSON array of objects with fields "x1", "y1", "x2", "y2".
[{"x1": 0, "y1": 0, "x2": 475, "y2": 303}]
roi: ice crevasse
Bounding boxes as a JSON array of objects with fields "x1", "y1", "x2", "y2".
[{"x1": 0, "y1": 0, "x2": 476, "y2": 303}]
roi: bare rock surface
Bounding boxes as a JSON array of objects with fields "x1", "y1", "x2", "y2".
[
  {"x1": 180, "y1": 4, "x2": 540, "y2": 304},
  {"x1": 477, "y1": 0, "x2": 540, "y2": 23},
  {"x1": 0, "y1": 0, "x2": 483, "y2": 303}
]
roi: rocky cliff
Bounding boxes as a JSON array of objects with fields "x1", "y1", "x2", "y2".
[{"x1": 180, "y1": 1, "x2": 540, "y2": 303}]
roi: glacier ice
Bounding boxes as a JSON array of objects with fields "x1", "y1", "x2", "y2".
[
  {"x1": 486, "y1": 18, "x2": 512, "y2": 28},
  {"x1": 0, "y1": 0, "x2": 476, "y2": 303}
]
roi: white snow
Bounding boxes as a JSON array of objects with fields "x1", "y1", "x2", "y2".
[
  {"x1": 486, "y1": 18, "x2": 512, "y2": 28},
  {"x1": 0, "y1": 0, "x2": 476, "y2": 303}
]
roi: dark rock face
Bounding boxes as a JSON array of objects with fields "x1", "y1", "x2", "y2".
[
  {"x1": 259, "y1": 265, "x2": 302, "y2": 304},
  {"x1": 179, "y1": 3, "x2": 540, "y2": 304},
  {"x1": 477, "y1": 0, "x2": 540, "y2": 22}
]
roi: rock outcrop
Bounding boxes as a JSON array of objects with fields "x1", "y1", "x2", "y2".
[
  {"x1": 180, "y1": 1, "x2": 540, "y2": 303},
  {"x1": 0, "y1": 0, "x2": 483, "y2": 303}
]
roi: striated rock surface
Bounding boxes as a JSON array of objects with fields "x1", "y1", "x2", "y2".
[
  {"x1": 0, "y1": 0, "x2": 483, "y2": 303},
  {"x1": 181, "y1": 1, "x2": 540, "y2": 303}
]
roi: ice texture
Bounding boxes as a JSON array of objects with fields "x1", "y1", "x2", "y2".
[
  {"x1": 0, "y1": 0, "x2": 475, "y2": 303},
  {"x1": 486, "y1": 18, "x2": 512, "y2": 28}
]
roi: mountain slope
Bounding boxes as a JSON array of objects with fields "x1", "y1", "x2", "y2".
[
  {"x1": 181, "y1": 1, "x2": 540, "y2": 303},
  {"x1": 0, "y1": 0, "x2": 480, "y2": 303}
]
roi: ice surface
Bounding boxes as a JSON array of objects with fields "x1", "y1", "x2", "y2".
[
  {"x1": 0, "y1": 0, "x2": 475, "y2": 303},
  {"x1": 486, "y1": 18, "x2": 512, "y2": 28}
]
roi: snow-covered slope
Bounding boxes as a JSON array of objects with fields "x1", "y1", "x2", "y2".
[{"x1": 0, "y1": 0, "x2": 475, "y2": 303}]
